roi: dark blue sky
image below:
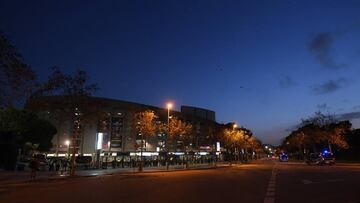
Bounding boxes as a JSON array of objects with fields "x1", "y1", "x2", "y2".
[{"x1": 1, "y1": 0, "x2": 360, "y2": 144}]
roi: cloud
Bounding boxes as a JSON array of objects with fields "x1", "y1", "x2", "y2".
[
  {"x1": 337, "y1": 112, "x2": 360, "y2": 121},
  {"x1": 312, "y1": 78, "x2": 346, "y2": 94},
  {"x1": 279, "y1": 75, "x2": 296, "y2": 88},
  {"x1": 308, "y1": 32, "x2": 346, "y2": 70}
]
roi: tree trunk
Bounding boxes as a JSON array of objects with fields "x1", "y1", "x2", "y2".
[
  {"x1": 328, "y1": 142, "x2": 333, "y2": 154},
  {"x1": 139, "y1": 133, "x2": 143, "y2": 172}
]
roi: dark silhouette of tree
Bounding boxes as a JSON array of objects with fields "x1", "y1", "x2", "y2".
[
  {"x1": 0, "y1": 32, "x2": 36, "y2": 108},
  {"x1": 282, "y1": 112, "x2": 351, "y2": 159},
  {"x1": 29, "y1": 67, "x2": 98, "y2": 176},
  {"x1": 0, "y1": 108, "x2": 56, "y2": 170}
]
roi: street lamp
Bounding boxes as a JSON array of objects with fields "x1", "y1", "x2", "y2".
[
  {"x1": 167, "y1": 102, "x2": 173, "y2": 121},
  {"x1": 166, "y1": 102, "x2": 173, "y2": 134},
  {"x1": 65, "y1": 140, "x2": 70, "y2": 158},
  {"x1": 166, "y1": 102, "x2": 173, "y2": 170},
  {"x1": 233, "y1": 124, "x2": 237, "y2": 129},
  {"x1": 106, "y1": 141, "x2": 111, "y2": 169}
]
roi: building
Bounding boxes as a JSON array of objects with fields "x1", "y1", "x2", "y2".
[{"x1": 26, "y1": 96, "x2": 223, "y2": 165}]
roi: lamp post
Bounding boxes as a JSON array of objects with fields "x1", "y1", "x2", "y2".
[
  {"x1": 105, "y1": 141, "x2": 110, "y2": 169},
  {"x1": 166, "y1": 102, "x2": 173, "y2": 170},
  {"x1": 232, "y1": 123, "x2": 237, "y2": 162},
  {"x1": 65, "y1": 140, "x2": 70, "y2": 159},
  {"x1": 167, "y1": 103, "x2": 173, "y2": 129}
]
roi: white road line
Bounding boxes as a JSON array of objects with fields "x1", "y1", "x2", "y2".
[
  {"x1": 264, "y1": 164, "x2": 278, "y2": 203},
  {"x1": 267, "y1": 187, "x2": 275, "y2": 192},
  {"x1": 266, "y1": 192, "x2": 275, "y2": 196},
  {"x1": 264, "y1": 197, "x2": 275, "y2": 203}
]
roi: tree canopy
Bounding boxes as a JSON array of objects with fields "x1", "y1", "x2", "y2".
[
  {"x1": 282, "y1": 112, "x2": 352, "y2": 156},
  {"x1": 0, "y1": 32, "x2": 37, "y2": 108},
  {"x1": 134, "y1": 110, "x2": 158, "y2": 138},
  {"x1": 0, "y1": 108, "x2": 57, "y2": 150}
]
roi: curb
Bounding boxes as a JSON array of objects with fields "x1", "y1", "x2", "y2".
[
  {"x1": 137, "y1": 165, "x2": 230, "y2": 174},
  {"x1": 0, "y1": 164, "x2": 232, "y2": 187}
]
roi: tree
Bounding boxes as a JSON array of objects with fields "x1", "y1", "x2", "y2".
[
  {"x1": 223, "y1": 127, "x2": 243, "y2": 163},
  {"x1": 282, "y1": 129, "x2": 306, "y2": 160},
  {"x1": 339, "y1": 128, "x2": 360, "y2": 160},
  {"x1": 220, "y1": 123, "x2": 258, "y2": 163},
  {"x1": 251, "y1": 137, "x2": 263, "y2": 159},
  {"x1": 300, "y1": 112, "x2": 350, "y2": 153},
  {"x1": 133, "y1": 110, "x2": 158, "y2": 171},
  {"x1": 29, "y1": 67, "x2": 98, "y2": 176},
  {"x1": 246, "y1": 136, "x2": 262, "y2": 160},
  {"x1": 0, "y1": 32, "x2": 36, "y2": 108},
  {"x1": 282, "y1": 112, "x2": 351, "y2": 158},
  {"x1": 0, "y1": 108, "x2": 56, "y2": 170},
  {"x1": 168, "y1": 116, "x2": 192, "y2": 168},
  {"x1": 326, "y1": 121, "x2": 351, "y2": 152},
  {"x1": 168, "y1": 117, "x2": 193, "y2": 146}
]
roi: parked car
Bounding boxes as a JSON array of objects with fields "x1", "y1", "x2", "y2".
[
  {"x1": 321, "y1": 151, "x2": 335, "y2": 166},
  {"x1": 305, "y1": 151, "x2": 335, "y2": 166}
]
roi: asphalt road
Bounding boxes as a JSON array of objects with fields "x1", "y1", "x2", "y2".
[{"x1": 1, "y1": 160, "x2": 360, "y2": 203}]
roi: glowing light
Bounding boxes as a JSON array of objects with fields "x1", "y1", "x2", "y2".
[
  {"x1": 96, "y1": 133, "x2": 103, "y2": 150},
  {"x1": 167, "y1": 102, "x2": 173, "y2": 109},
  {"x1": 216, "y1": 142, "x2": 221, "y2": 152},
  {"x1": 130, "y1": 152, "x2": 159, "y2": 156},
  {"x1": 65, "y1": 140, "x2": 70, "y2": 146}
]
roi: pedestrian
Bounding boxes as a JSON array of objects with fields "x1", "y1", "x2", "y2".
[
  {"x1": 63, "y1": 160, "x2": 68, "y2": 172},
  {"x1": 55, "y1": 160, "x2": 60, "y2": 171},
  {"x1": 120, "y1": 159, "x2": 124, "y2": 168},
  {"x1": 112, "y1": 159, "x2": 116, "y2": 168},
  {"x1": 29, "y1": 158, "x2": 39, "y2": 181},
  {"x1": 49, "y1": 160, "x2": 54, "y2": 172}
]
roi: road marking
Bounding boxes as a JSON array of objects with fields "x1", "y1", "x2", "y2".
[
  {"x1": 264, "y1": 164, "x2": 277, "y2": 203},
  {"x1": 264, "y1": 197, "x2": 275, "y2": 203},
  {"x1": 266, "y1": 191, "x2": 275, "y2": 196},
  {"x1": 301, "y1": 179, "x2": 313, "y2": 184},
  {"x1": 267, "y1": 187, "x2": 275, "y2": 192}
]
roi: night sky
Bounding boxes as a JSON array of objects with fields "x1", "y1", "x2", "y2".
[{"x1": 1, "y1": 0, "x2": 360, "y2": 144}]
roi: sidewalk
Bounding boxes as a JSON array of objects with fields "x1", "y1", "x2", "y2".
[{"x1": 0, "y1": 163, "x2": 230, "y2": 186}]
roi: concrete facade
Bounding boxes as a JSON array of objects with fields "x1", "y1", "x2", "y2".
[{"x1": 26, "y1": 96, "x2": 221, "y2": 157}]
